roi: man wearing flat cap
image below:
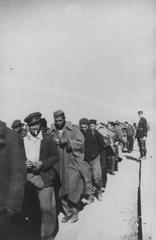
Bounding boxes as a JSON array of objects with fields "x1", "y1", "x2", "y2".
[
  {"x1": 136, "y1": 111, "x2": 148, "y2": 160},
  {"x1": 23, "y1": 112, "x2": 59, "y2": 240},
  {"x1": 49, "y1": 110, "x2": 87, "y2": 223}
]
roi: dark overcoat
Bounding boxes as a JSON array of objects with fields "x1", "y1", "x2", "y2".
[
  {"x1": 39, "y1": 135, "x2": 60, "y2": 187},
  {"x1": 0, "y1": 121, "x2": 27, "y2": 212},
  {"x1": 136, "y1": 117, "x2": 148, "y2": 139}
]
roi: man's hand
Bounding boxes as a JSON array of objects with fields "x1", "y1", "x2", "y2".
[
  {"x1": 114, "y1": 141, "x2": 119, "y2": 146},
  {"x1": 143, "y1": 136, "x2": 146, "y2": 141},
  {"x1": 34, "y1": 161, "x2": 43, "y2": 170},
  {"x1": 59, "y1": 138, "x2": 68, "y2": 148},
  {"x1": 26, "y1": 160, "x2": 33, "y2": 168}
]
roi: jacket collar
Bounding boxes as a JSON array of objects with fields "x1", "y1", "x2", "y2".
[
  {"x1": 27, "y1": 131, "x2": 43, "y2": 141},
  {"x1": 50, "y1": 121, "x2": 72, "y2": 133}
]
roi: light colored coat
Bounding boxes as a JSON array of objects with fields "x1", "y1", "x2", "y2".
[{"x1": 49, "y1": 121, "x2": 85, "y2": 203}]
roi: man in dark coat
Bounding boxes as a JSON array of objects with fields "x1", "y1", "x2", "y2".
[
  {"x1": 79, "y1": 118, "x2": 103, "y2": 201},
  {"x1": 135, "y1": 111, "x2": 148, "y2": 160},
  {"x1": 24, "y1": 112, "x2": 59, "y2": 240},
  {"x1": 90, "y1": 119, "x2": 107, "y2": 192},
  {"x1": 0, "y1": 120, "x2": 26, "y2": 240}
]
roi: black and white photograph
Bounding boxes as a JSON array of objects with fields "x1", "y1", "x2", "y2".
[{"x1": 0, "y1": 0, "x2": 155, "y2": 239}]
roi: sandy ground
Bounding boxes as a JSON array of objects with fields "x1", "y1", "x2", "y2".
[
  {"x1": 55, "y1": 148, "x2": 140, "y2": 240},
  {"x1": 141, "y1": 132, "x2": 156, "y2": 240}
]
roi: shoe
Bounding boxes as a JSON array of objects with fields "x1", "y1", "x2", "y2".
[
  {"x1": 70, "y1": 213, "x2": 79, "y2": 223},
  {"x1": 86, "y1": 195, "x2": 94, "y2": 205},
  {"x1": 81, "y1": 198, "x2": 88, "y2": 204},
  {"x1": 96, "y1": 191, "x2": 103, "y2": 201},
  {"x1": 110, "y1": 171, "x2": 116, "y2": 175},
  {"x1": 101, "y1": 187, "x2": 105, "y2": 193},
  {"x1": 61, "y1": 214, "x2": 72, "y2": 223}
]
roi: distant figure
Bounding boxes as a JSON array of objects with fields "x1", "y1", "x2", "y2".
[
  {"x1": 135, "y1": 111, "x2": 148, "y2": 160},
  {"x1": 89, "y1": 119, "x2": 97, "y2": 132},
  {"x1": 105, "y1": 122, "x2": 116, "y2": 174},
  {"x1": 113, "y1": 120, "x2": 127, "y2": 146},
  {"x1": 124, "y1": 121, "x2": 135, "y2": 153},
  {"x1": 0, "y1": 121, "x2": 26, "y2": 240}
]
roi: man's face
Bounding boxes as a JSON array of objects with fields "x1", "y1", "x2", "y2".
[
  {"x1": 80, "y1": 124, "x2": 89, "y2": 134},
  {"x1": 54, "y1": 116, "x2": 65, "y2": 130},
  {"x1": 14, "y1": 127, "x2": 21, "y2": 133},
  {"x1": 89, "y1": 123, "x2": 96, "y2": 131},
  {"x1": 107, "y1": 123, "x2": 112, "y2": 130},
  {"x1": 138, "y1": 113, "x2": 143, "y2": 119},
  {"x1": 20, "y1": 128, "x2": 27, "y2": 137},
  {"x1": 29, "y1": 123, "x2": 41, "y2": 137}
]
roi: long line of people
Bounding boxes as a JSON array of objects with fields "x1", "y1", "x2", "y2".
[{"x1": 0, "y1": 109, "x2": 147, "y2": 240}]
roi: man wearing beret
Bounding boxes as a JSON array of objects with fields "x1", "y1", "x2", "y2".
[
  {"x1": 135, "y1": 111, "x2": 148, "y2": 160},
  {"x1": 24, "y1": 112, "x2": 59, "y2": 240},
  {"x1": 49, "y1": 110, "x2": 87, "y2": 223}
]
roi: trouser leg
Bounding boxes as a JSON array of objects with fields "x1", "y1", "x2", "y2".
[
  {"x1": 78, "y1": 160, "x2": 95, "y2": 196},
  {"x1": 131, "y1": 136, "x2": 134, "y2": 151},
  {"x1": 89, "y1": 155, "x2": 102, "y2": 191},
  {"x1": 128, "y1": 136, "x2": 133, "y2": 152},
  {"x1": 137, "y1": 138, "x2": 146, "y2": 157},
  {"x1": 114, "y1": 146, "x2": 119, "y2": 171},
  {"x1": 144, "y1": 140, "x2": 147, "y2": 157},
  {"x1": 100, "y1": 150, "x2": 107, "y2": 188},
  {"x1": 141, "y1": 139, "x2": 146, "y2": 157},
  {"x1": 110, "y1": 156, "x2": 115, "y2": 174},
  {"x1": 38, "y1": 186, "x2": 58, "y2": 240},
  {"x1": 127, "y1": 136, "x2": 130, "y2": 152}
]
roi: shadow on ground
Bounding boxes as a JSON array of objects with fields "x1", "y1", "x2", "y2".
[{"x1": 125, "y1": 155, "x2": 140, "y2": 163}]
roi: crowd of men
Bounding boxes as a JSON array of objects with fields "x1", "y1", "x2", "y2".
[{"x1": 0, "y1": 110, "x2": 148, "y2": 240}]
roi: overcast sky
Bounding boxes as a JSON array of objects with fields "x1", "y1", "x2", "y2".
[{"x1": 0, "y1": 0, "x2": 155, "y2": 127}]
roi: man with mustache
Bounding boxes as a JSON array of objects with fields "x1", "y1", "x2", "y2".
[{"x1": 23, "y1": 112, "x2": 59, "y2": 240}]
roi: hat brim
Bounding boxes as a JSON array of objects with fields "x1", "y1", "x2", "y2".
[{"x1": 27, "y1": 119, "x2": 41, "y2": 126}]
